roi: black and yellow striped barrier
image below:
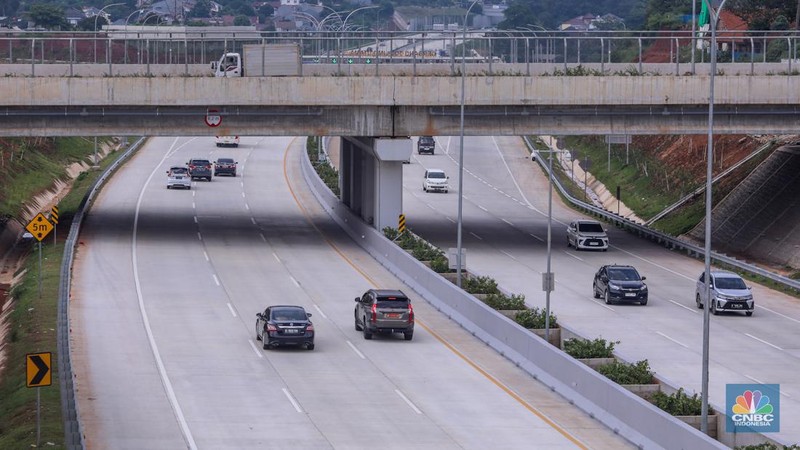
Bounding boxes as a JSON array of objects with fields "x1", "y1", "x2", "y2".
[
  {"x1": 50, "y1": 206, "x2": 59, "y2": 225},
  {"x1": 398, "y1": 214, "x2": 406, "y2": 234}
]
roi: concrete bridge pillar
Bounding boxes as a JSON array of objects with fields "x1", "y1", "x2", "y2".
[{"x1": 339, "y1": 137, "x2": 412, "y2": 231}]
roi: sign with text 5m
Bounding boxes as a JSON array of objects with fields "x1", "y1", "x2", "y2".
[
  {"x1": 25, "y1": 213, "x2": 54, "y2": 241},
  {"x1": 726, "y1": 384, "x2": 780, "y2": 433}
]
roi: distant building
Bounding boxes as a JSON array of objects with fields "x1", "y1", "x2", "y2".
[{"x1": 560, "y1": 13, "x2": 626, "y2": 31}]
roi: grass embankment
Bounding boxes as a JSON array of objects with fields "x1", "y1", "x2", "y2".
[{"x1": 0, "y1": 137, "x2": 133, "y2": 448}]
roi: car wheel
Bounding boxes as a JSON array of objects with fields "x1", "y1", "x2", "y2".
[
  {"x1": 363, "y1": 319, "x2": 373, "y2": 340},
  {"x1": 746, "y1": 311, "x2": 753, "y2": 317},
  {"x1": 262, "y1": 336, "x2": 270, "y2": 350},
  {"x1": 255, "y1": 322, "x2": 262, "y2": 341},
  {"x1": 306, "y1": 343, "x2": 315, "y2": 350},
  {"x1": 423, "y1": 187, "x2": 426, "y2": 192},
  {"x1": 354, "y1": 311, "x2": 362, "y2": 331},
  {"x1": 696, "y1": 294, "x2": 703, "y2": 309},
  {"x1": 604, "y1": 290, "x2": 611, "y2": 305},
  {"x1": 592, "y1": 282, "x2": 600, "y2": 299},
  {"x1": 566, "y1": 237, "x2": 571, "y2": 248},
  {"x1": 404, "y1": 332, "x2": 413, "y2": 341},
  {"x1": 711, "y1": 300, "x2": 719, "y2": 315},
  {"x1": 444, "y1": 190, "x2": 448, "y2": 194},
  {"x1": 640, "y1": 298, "x2": 648, "y2": 306}
]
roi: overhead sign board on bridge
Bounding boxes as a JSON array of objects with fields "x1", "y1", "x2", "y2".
[{"x1": 605, "y1": 134, "x2": 631, "y2": 144}]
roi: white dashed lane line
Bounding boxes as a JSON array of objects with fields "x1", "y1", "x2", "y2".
[
  {"x1": 562, "y1": 251, "x2": 584, "y2": 262},
  {"x1": 248, "y1": 340, "x2": 263, "y2": 358},
  {"x1": 346, "y1": 340, "x2": 366, "y2": 359},
  {"x1": 203, "y1": 251, "x2": 209, "y2": 262},
  {"x1": 745, "y1": 333, "x2": 783, "y2": 351},
  {"x1": 529, "y1": 233, "x2": 544, "y2": 242},
  {"x1": 260, "y1": 233, "x2": 267, "y2": 242},
  {"x1": 313, "y1": 304, "x2": 328, "y2": 319},
  {"x1": 470, "y1": 232, "x2": 483, "y2": 240},
  {"x1": 250, "y1": 217, "x2": 257, "y2": 225},
  {"x1": 197, "y1": 232, "x2": 202, "y2": 241},
  {"x1": 212, "y1": 274, "x2": 220, "y2": 286},
  {"x1": 282, "y1": 389, "x2": 303, "y2": 413},
  {"x1": 395, "y1": 390, "x2": 423, "y2": 414},
  {"x1": 668, "y1": 299, "x2": 699, "y2": 314},
  {"x1": 478, "y1": 205, "x2": 488, "y2": 212},
  {"x1": 289, "y1": 276, "x2": 300, "y2": 287},
  {"x1": 226, "y1": 303, "x2": 237, "y2": 318},
  {"x1": 656, "y1": 331, "x2": 690, "y2": 349},
  {"x1": 502, "y1": 218, "x2": 514, "y2": 226}
]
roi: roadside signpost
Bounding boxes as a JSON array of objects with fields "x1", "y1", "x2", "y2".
[
  {"x1": 205, "y1": 109, "x2": 222, "y2": 127},
  {"x1": 26, "y1": 352, "x2": 52, "y2": 447},
  {"x1": 49, "y1": 205, "x2": 59, "y2": 246},
  {"x1": 25, "y1": 213, "x2": 54, "y2": 298}
]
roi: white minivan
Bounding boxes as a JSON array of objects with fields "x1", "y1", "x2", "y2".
[
  {"x1": 423, "y1": 169, "x2": 449, "y2": 193},
  {"x1": 695, "y1": 271, "x2": 754, "y2": 316}
]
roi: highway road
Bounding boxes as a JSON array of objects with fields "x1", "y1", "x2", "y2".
[
  {"x1": 400, "y1": 135, "x2": 800, "y2": 445},
  {"x1": 70, "y1": 136, "x2": 632, "y2": 449}
]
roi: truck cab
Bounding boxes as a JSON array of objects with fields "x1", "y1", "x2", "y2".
[{"x1": 211, "y1": 53, "x2": 242, "y2": 77}]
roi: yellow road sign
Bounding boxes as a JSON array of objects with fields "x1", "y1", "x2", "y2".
[
  {"x1": 26, "y1": 352, "x2": 52, "y2": 387},
  {"x1": 25, "y1": 213, "x2": 53, "y2": 241}
]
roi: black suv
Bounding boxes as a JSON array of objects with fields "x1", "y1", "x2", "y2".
[
  {"x1": 187, "y1": 158, "x2": 212, "y2": 181},
  {"x1": 417, "y1": 136, "x2": 435, "y2": 154},
  {"x1": 354, "y1": 289, "x2": 414, "y2": 340},
  {"x1": 593, "y1": 265, "x2": 648, "y2": 305},
  {"x1": 255, "y1": 305, "x2": 314, "y2": 350},
  {"x1": 214, "y1": 158, "x2": 238, "y2": 176}
]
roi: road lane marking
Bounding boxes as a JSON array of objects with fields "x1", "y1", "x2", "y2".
[
  {"x1": 240, "y1": 182, "x2": 244, "y2": 188},
  {"x1": 282, "y1": 388, "x2": 303, "y2": 413},
  {"x1": 248, "y1": 340, "x2": 263, "y2": 358},
  {"x1": 426, "y1": 203, "x2": 436, "y2": 210},
  {"x1": 656, "y1": 331, "x2": 690, "y2": 349},
  {"x1": 192, "y1": 201, "x2": 196, "y2": 209},
  {"x1": 283, "y1": 142, "x2": 588, "y2": 450},
  {"x1": 313, "y1": 304, "x2": 328, "y2": 319},
  {"x1": 226, "y1": 303, "x2": 237, "y2": 318},
  {"x1": 478, "y1": 205, "x2": 488, "y2": 212},
  {"x1": 668, "y1": 299, "x2": 699, "y2": 314},
  {"x1": 395, "y1": 390, "x2": 423, "y2": 414},
  {"x1": 197, "y1": 232, "x2": 202, "y2": 241},
  {"x1": 758, "y1": 305, "x2": 800, "y2": 325},
  {"x1": 346, "y1": 340, "x2": 366, "y2": 359},
  {"x1": 203, "y1": 251, "x2": 209, "y2": 262},
  {"x1": 260, "y1": 233, "x2": 267, "y2": 242},
  {"x1": 212, "y1": 274, "x2": 220, "y2": 286},
  {"x1": 745, "y1": 333, "x2": 783, "y2": 351},
  {"x1": 245, "y1": 203, "x2": 250, "y2": 211},
  {"x1": 500, "y1": 250, "x2": 517, "y2": 261},
  {"x1": 289, "y1": 276, "x2": 300, "y2": 287},
  {"x1": 273, "y1": 252, "x2": 281, "y2": 263},
  {"x1": 250, "y1": 217, "x2": 257, "y2": 225},
  {"x1": 446, "y1": 217, "x2": 456, "y2": 223},
  {"x1": 502, "y1": 218, "x2": 514, "y2": 226},
  {"x1": 591, "y1": 299, "x2": 615, "y2": 311},
  {"x1": 529, "y1": 233, "x2": 544, "y2": 242},
  {"x1": 241, "y1": 192, "x2": 246, "y2": 198},
  {"x1": 470, "y1": 232, "x2": 483, "y2": 240},
  {"x1": 562, "y1": 251, "x2": 583, "y2": 262},
  {"x1": 193, "y1": 216, "x2": 198, "y2": 224}
]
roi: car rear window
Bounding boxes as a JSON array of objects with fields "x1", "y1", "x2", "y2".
[
  {"x1": 217, "y1": 158, "x2": 234, "y2": 163},
  {"x1": 578, "y1": 222, "x2": 604, "y2": 233},
  {"x1": 715, "y1": 276, "x2": 746, "y2": 290},
  {"x1": 376, "y1": 297, "x2": 409, "y2": 308},
  {"x1": 170, "y1": 168, "x2": 187, "y2": 174},
  {"x1": 271, "y1": 308, "x2": 307, "y2": 321},
  {"x1": 191, "y1": 160, "x2": 210, "y2": 165}
]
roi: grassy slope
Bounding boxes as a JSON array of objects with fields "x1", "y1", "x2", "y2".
[{"x1": 0, "y1": 137, "x2": 127, "y2": 447}]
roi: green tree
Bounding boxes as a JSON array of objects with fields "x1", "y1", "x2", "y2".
[
  {"x1": 189, "y1": 0, "x2": 211, "y2": 18},
  {"x1": 75, "y1": 16, "x2": 105, "y2": 31},
  {"x1": 0, "y1": 0, "x2": 21, "y2": 17},
  {"x1": 257, "y1": 3, "x2": 274, "y2": 17},
  {"x1": 233, "y1": 15, "x2": 250, "y2": 26},
  {"x1": 27, "y1": 3, "x2": 68, "y2": 30}
]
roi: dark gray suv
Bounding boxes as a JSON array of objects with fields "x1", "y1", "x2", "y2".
[
  {"x1": 417, "y1": 136, "x2": 435, "y2": 154},
  {"x1": 187, "y1": 158, "x2": 212, "y2": 181},
  {"x1": 354, "y1": 289, "x2": 414, "y2": 341}
]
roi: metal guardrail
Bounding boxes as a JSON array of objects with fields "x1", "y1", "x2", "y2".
[
  {"x1": 525, "y1": 137, "x2": 800, "y2": 294},
  {"x1": 57, "y1": 137, "x2": 145, "y2": 449}
]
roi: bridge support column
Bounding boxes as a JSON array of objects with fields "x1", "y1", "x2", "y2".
[{"x1": 339, "y1": 137, "x2": 412, "y2": 231}]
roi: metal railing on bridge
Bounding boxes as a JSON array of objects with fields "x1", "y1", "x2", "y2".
[{"x1": 1, "y1": 29, "x2": 798, "y2": 76}]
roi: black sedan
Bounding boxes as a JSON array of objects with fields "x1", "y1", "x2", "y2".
[
  {"x1": 256, "y1": 305, "x2": 314, "y2": 350},
  {"x1": 593, "y1": 265, "x2": 648, "y2": 305}
]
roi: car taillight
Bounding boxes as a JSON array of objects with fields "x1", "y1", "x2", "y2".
[
  {"x1": 267, "y1": 324, "x2": 277, "y2": 332},
  {"x1": 408, "y1": 304, "x2": 414, "y2": 323},
  {"x1": 189, "y1": 165, "x2": 195, "y2": 169},
  {"x1": 306, "y1": 324, "x2": 314, "y2": 332},
  {"x1": 205, "y1": 165, "x2": 211, "y2": 169},
  {"x1": 370, "y1": 304, "x2": 377, "y2": 322}
]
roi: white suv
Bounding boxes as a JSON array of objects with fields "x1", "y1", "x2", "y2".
[
  {"x1": 567, "y1": 219, "x2": 609, "y2": 251},
  {"x1": 423, "y1": 169, "x2": 449, "y2": 193},
  {"x1": 695, "y1": 271, "x2": 754, "y2": 316}
]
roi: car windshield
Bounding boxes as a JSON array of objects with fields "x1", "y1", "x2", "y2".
[
  {"x1": 715, "y1": 276, "x2": 747, "y2": 290},
  {"x1": 578, "y1": 222, "x2": 604, "y2": 233},
  {"x1": 428, "y1": 172, "x2": 446, "y2": 179},
  {"x1": 608, "y1": 268, "x2": 640, "y2": 281},
  {"x1": 217, "y1": 158, "x2": 234, "y2": 163},
  {"x1": 376, "y1": 298, "x2": 409, "y2": 308},
  {"x1": 271, "y1": 308, "x2": 307, "y2": 321}
]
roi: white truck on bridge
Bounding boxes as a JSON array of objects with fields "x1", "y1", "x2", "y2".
[{"x1": 211, "y1": 44, "x2": 301, "y2": 77}]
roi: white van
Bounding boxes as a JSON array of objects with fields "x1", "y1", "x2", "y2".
[{"x1": 423, "y1": 169, "x2": 449, "y2": 193}]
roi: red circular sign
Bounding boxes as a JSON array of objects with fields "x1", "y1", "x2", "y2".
[{"x1": 205, "y1": 109, "x2": 222, "y2": 127}]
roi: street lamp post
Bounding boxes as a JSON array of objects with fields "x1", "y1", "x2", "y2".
[
  {"x1": 123, "y1": 10, "x2": 144, "y2": 64},
  {"x1": 701, "y1": 0, "x2": 728, "y2": 435},
  {"x1": 94, "y1": 3, "x2": 125, "y2": 64},
  {"x1": 338, "y1": 5, "x2": 378, "y2": 74},
  {"x1": 456, "y1": 0, "x2": 480, "y2": 287}
]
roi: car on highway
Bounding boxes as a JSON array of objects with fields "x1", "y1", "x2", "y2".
[
  {"x1": 418, "y1": 136, "x2": 436, "y2": 154},
  {"x1": 213, "y1": 158, "x2": 238, "y2": 177},
  {"x1": 166, "y1": 166, "x2": 191, "y2": 189},
  {"x1": 215, "y1": 135, "x2": 239, "y2": 147},
  {"x1": 695, "y1": 271, "x2": 754, "y2": 316},
  {"x1": 567, "y1": 219, "x2": 609, "y2": 251},
  {"x1": 423, "y1": 169, "x2": 449, "y2": 193},
  {"x1": 255, "y1": 305, "x2": 315, "y2": 350},
  {"x1": 593, "y1": 265, "x2": 648, "y2": 305},
  {"x1": 354, "y1": 289, "x2": 414, "y2": 341},
  {"x1": 187, "y1": 158, "x2": 212, "y2": 181}
]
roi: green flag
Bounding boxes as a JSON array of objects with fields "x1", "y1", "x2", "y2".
[{"x1": 698, "y1": 0, "x2": 710, "y2": 28}]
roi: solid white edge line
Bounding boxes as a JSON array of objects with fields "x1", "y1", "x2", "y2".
[
  {"x1": 562, "y1": 251, "x2": 584, "y2": 262},
  {"x1": 226, "y1": 302, "x2": 237, "y2": 318},
  {"x1": 470, "y1": 232, "x2": 483, "y2": 240},
  {"x1": 346, "y1": 340, "x2": 366, "y2": 359},
  {"x1": 212, "y1": 274, "x2": 220, "y2": 286},
  {"x1": 745, "y1": 333, "x2": 784, "y2": 351},
  {"x1": 529, "y1": 233, "x2": 544, "y2": 242},
  {"x1": 313, "y1": 304, "x2": 328, "y2": 319},
  {"x1": 290, "y1": 276, "x2": 300, "y2": 287},
  {"x1": 395, "y1": 390, "x2": 423, "y2": 414},
  {"x1": 282, "y1": 388, "x2": 303, "y2": 413},
  {"x1": 248, "y1": 340, "x2": 263, "y2": 358},
  {"x1": 133, "y1": 137, "x2": 198, "y2": 449},
  {"x1": 656, "y1": 331, "x2": 690, "y2": 349},
  {"x1": 668, "y1": 299, "x2": 699, "y2": 314}
]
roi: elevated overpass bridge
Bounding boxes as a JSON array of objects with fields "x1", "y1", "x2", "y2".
[{"x1": 0, "y1": 31, "x2": 799, "y2": 137}]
